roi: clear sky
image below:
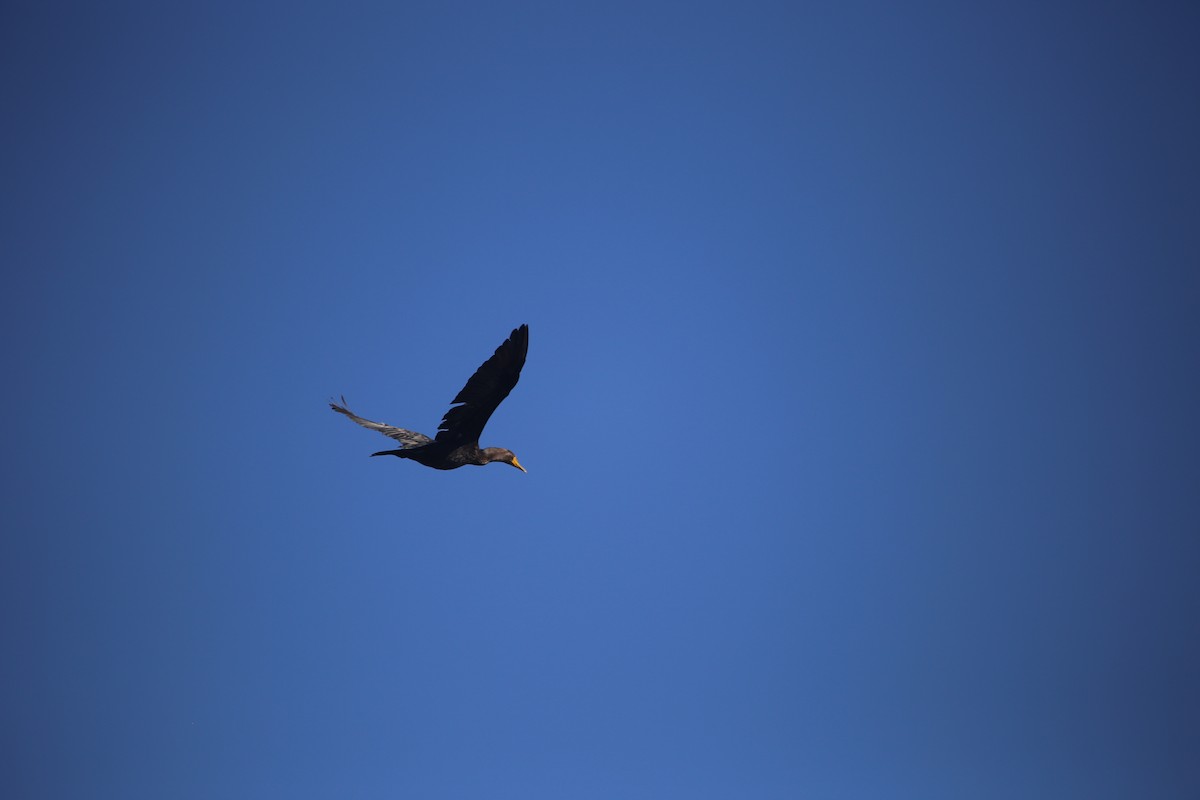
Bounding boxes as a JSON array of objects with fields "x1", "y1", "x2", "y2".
[{"x1": 2, "y1": 2, "x2": 1198, "y2": 798}]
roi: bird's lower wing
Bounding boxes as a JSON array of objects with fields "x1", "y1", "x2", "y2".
[{"x1": 330, "y1": 399, "x2": 433, "y2": 448}]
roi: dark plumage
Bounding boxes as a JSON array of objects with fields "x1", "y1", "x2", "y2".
[{"x1": 331, "y1": 324, "x2": 528, "y2": 472}]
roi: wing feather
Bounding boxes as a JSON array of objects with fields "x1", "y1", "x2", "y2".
[
  {"x1": 435, "y1": 324, "x2": 528, "y2": 446},
  {"x1": 330, "y1": 398, "x2": 433, "y2": 448}
]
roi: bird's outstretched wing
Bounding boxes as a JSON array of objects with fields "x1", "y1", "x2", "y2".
[
  {"x1": 330, "y1": 398, "x2": 433, "y2": 448},
  {"x1": 435, "y1": 324, "x2": 528, "y2": 446}
]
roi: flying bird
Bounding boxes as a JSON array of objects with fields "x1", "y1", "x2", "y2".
[{"x1": 331, "y1": 324, "x2": 528, "y2": 472}]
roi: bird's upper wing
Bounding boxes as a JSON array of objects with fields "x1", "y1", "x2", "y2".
[
  {"x1": 330, "y1": 399, "x2": 434, "y2": 448},
  {"x1": 435, "y1": 324, "x2": 528, "y2": 446}
]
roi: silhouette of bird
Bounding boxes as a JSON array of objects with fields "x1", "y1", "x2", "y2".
[{"x1": 331, "y1": 324, "x2": 528, "y2": 472}]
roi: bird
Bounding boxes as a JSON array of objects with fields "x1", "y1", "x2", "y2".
[{"x1": 331, "y1": 324, "x2": 528, "y2": 473}]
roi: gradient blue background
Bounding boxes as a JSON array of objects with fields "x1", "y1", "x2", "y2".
[{"x1": 3, "y1": 2, "x2": 1198, "y2": 798}]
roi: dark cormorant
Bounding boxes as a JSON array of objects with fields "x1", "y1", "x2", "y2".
[{"x1": 331, "y1": 324, "x2": 528, "y2": 472}]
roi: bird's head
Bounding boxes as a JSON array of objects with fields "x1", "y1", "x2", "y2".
[{"x1": 483, "y1": 447, "x2": 526, "y2": 472}]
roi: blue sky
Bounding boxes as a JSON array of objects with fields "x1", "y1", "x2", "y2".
[{"x1": 3, "y1": 2, "x2": 1198, "y2": 798}]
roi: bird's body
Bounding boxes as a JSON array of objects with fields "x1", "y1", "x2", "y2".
[
  {"x1": 331, "y1": 324, "x2": 528, "y2": 473},
  {"x1": 383, "y1": 443, "x2": 518, "y2": 471}
]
